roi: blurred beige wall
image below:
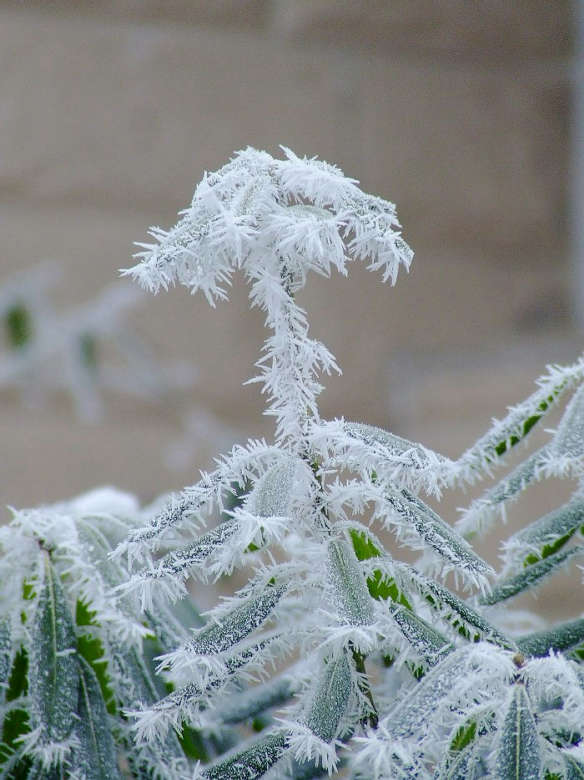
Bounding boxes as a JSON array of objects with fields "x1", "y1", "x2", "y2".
[{"x1": 0, "y1": 1, "x2": 578, "y2": 605}]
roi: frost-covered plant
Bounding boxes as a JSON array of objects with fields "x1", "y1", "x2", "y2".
[
  {"x1": 0, "y1": 265, "x2": 195, "y2": 421},
  {"x1": 0, "y1": 487, "x2": 216, "y2": 778},
  {"x1": 4, "y1": 147, "x2": 584, "y2": 779},
  {"x1": 109, "y1": 147, "x2": 584, "y2": 778}
]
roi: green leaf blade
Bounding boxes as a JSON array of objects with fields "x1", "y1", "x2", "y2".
[
  {"x1": 204, "y1": 732, "x2": 288, "y2": 779},
  {"x1": 29, "y1": 555, "x2": 79, "y2": 757},
  {"x1": 71, "y1": 656, "x2": 121, "y2": 780},
  {"x1": 305, "y1": 651, "x2": 352, "y2": 743},
  {"x1": 496, "y1": 685, "x2": 541, "y2": 780}
]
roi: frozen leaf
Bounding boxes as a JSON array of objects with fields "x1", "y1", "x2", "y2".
[
  {"x1": 327, "y1": 539, "x2": 374, "y2": 625},
  {"x1": 29, "y1": 554, "x2": 79, "y2": 756},
  {"x1": 397, "y1": 563, "x2": 514, "y2": 649},
  {"x1": 305, "y1": 651, "x2": 352, "y2": 743},
  {"x1": 383, "y1": 644, "x2": 515, "y2": 747},
  {"x1": 247, "y1": 459, "x2": 296, "y2": 518},
  {"x1": 435, "y1": 739, "x2": 483, "y2": 780},
  {"x1": 0, "y1": 619, "x2": 12, "y2": 689},
  {"x1": 138, "y1": 520, "x2": 238, "y2": 586},
  {"x1": 204, "y1": 732, "x2": 288, "y2": 779},
  {"x1": 458, "y1": 447, "x2": 547, "y2": 538},
  {"x1": 564, "y1": 754, "x2": 584, "y2": 779},
  {"x1": 495, "y1": 685, "x2": 541, "y2": 780},
  {"x1": 551, "y1": 384, "x2": 584, "y2": 462},
  {"x1": 71, "y1": 656, "x2": 121, "y2": 780},
  {"x1": 219, "y1": 675, "x2": 297, "y2": 726},
  {"x1": 175, "y1": 583, "x2": 284, "y2": 659},
  {"x1": 388, "y1": 602, "x2": 453, "y2": 666},
  {"x1": 456, "y1": 359, "x2": 584, "y2": 478},
  {"x1": 385, "y1": 487, "x2": 493, "y2": 586},
  {"x1": 133, "y1": 639, "x2": 276, "y2": 741},
  {"x1": 503, "y1": 498, "x2": 584, "y2": 568},
  {"x1": 480, "y1": 547, "x2": 584, "y2": 605},
  {"x1": 342, "y1": 422, "x2": 451, "y2": 488},
  {"x1": 517, "y1": 618, "x2": 584, "y2": 658}
]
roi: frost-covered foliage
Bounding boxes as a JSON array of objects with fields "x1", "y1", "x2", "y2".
[
  {"x1": 0, "y1": 264, "x2": 195, "y2": 421},
  {"x1": 0, "y1": 487, "x2": 214, "y2": 778},
  {"x1": 5, "y1": 147, "x2": 584, "y2": 779}
]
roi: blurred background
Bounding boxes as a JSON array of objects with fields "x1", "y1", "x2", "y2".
[{"x1": 0, "y1": 1, "x2": 581, "y2": 614}]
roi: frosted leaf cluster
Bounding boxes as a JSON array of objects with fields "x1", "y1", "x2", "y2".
[
  {"x1": 4, "y1": 149, "x2": 584, "y2": 778},
  {"x1": 116, "y1": 149, "x2": 584, "y2": 778}
]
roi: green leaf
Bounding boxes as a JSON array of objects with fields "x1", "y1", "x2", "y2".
[
  {"x1": 388, "y1": 603, "x2": 453, "y2": 666},
  {"x1": 397, "y1": 564, "x2": 514, "y2": 649},
  {"x1": 349, "y1": 530, "x2": 411, "y2": 607},
  {"x1": 4, "y1": 303, "x2": 33, "y2": 349},
  {"x1": 343, "y1": 422, "x2": 447, "y2": 471},
  {"x1": 505, "y1": 498, "x2": 584, "y2": 567},
  {"x1": 385, "y1": 487, "x2": 492, "y2": 584},
  {"x1": 517, "y1": 618, "x2": 584, "y2": 657},
  {"x1": 140, "y1": 519, "x2": 239, "y2": 583},
  {"x1": 327, "y1": 539, "x2": 374, "y2": 625},
  {"x1": 75, "y1": 601, "x2": 116, "y2": 716},
  {"x1": 204, "y1": 732, "x2": 288, "y2": 779},
  {"x1": 480, "y1": 547, "x2": 584, "y2": 606},
  {"x1": 71, "y1": 656, "x2": 121, "y2": 779},
  {"x1": 450, "y1": 720, "x2": 476, "y2": 752},
  {"x1": 248, "y1": 460, "x2": 296, "y2": 517},
  {"x1": 305, "y1": 651, "x2": 352, "y2": 743},
  {"x1": 0, "y1": 619, "x2": 12, "y2": 691},
  {"x1": 0, "y1": 708, "x2": 30, "y2": 772},
  {"x1": 185, "y1": 582, "x2": 285, "y2": 656},
  {"x1": 564, "y1": 754, "x2": 584, "y2": 779},
  {"x1": 496, "y1": 685, "x2": 541, "y2": 780},
  {"x1": 350, "y1": 529, "x2": 382, "y2": 561},
  {"x1": 29, "y1": 554, "x2": 79, "y2": 749},
  {"x1": 218, "y1": 675, "x2": 296, "y2": 726},
  {"x1": 551, "y1": 383, "x2": 584, "y2": 459}
]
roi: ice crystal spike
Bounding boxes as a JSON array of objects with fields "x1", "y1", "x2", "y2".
[{"x1": 495, "y1": 685, "x2": 541, "y2": 780}]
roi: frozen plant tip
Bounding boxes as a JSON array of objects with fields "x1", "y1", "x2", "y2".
[
  {"x1": 118, "y1": 148, "x2": 584, "y2": 778},
  {"x1": 4, "y1": 147, "x2": 584, "y2": 779}
]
